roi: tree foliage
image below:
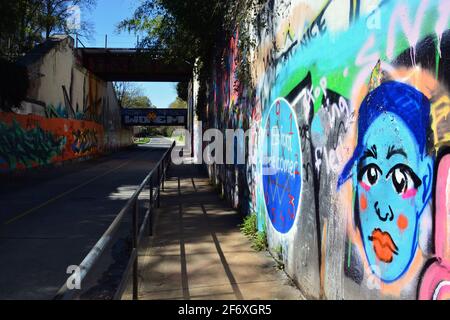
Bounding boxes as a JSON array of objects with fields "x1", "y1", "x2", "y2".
[
  {"x1": 118, "y1": 0, "x2": 223, "y2": 66},
  {"x1": 169, "y1": 97, "x2": 187, "y2": 109},
  {"x1": 0, "y1": 58, "x2": 29, "y2": 111},
  {"x1": 0, "y1": 1, "x2": 42, "y2": 58},
  {"x1": 127, "y1": 95, "x2": 153, "y2": 109},
  {"x1": 176, "y1": 82, "x2": 188, "y2": 102},
  {"x1": 113, "y1": 82, "x2": 154, "y2": 109},
  {"x1": 39, "y1": 0, "x2": 96, "y2": 40},
  {"x1": 0, "y1": 0, "x2": 95, "y2": 60},
  {"x1": 118, "y1": 0, "x2": 265, "y2": 79},
  {"x1": 118, "y1": 0, "x2": 267, "y2": 120}
]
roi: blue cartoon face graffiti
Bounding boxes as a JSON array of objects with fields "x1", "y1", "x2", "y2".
[
  {"x1": 356, "y1": 113, "x2": 432, "y2": 281},
  {"x1": 262, "y1": 98, "x2": 302, "y2": 234},
  {"x1": 339, "y1": 81, "x2": 434, "y2": 283}
]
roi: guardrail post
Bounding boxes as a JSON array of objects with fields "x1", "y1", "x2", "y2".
[
  {"x1": 132, "y1": 200, "x2": 139, "y2": 300},
  {"x1": 149, "y1": 177, "x2": 153, "y2": 236},
  {"x1": 157, "y1": 164, "x2": 161, "y2": 208},
  {"x1": 162, "y1": 158, "x2": 165, "y2": 192},
  {"x1": 168, "y1": 151, "x2": 172, "y2": 171}
]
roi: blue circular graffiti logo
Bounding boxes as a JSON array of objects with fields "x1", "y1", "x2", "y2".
[{"x1": 261, "y1": 98, "x2": 302, "y2": 234}]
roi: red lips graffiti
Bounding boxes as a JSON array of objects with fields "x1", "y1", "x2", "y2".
[{"x1": 369, "y1": 229, "x2": 399, "y2": 263}]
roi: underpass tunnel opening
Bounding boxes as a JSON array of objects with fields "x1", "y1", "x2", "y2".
[
  {"x1": 75, "y1": 46, "x2": 194, "y2": 149},
  {"x1": 113, "y1": 80, "x2": 191, "y2": 147}
]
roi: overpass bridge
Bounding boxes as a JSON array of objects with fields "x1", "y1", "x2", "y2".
[
  {"x1": 74, "y1": 43, "x2": 194, "y2": 143},
  {"x1": 75, "y1": 48, "x2": 192, "y2": 82}
]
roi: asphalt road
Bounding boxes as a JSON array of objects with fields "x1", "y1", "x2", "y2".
[{"x1": 0, "y1": 138, "x2": 173, "y2": 300}]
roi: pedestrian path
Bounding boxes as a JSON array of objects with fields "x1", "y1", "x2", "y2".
[{"x1": 122, "y1": 163, "x2": 304, "y2": 300}]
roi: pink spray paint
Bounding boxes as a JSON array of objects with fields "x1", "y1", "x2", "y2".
[{"x1": 418, "y1": 154, "x2": 450, "y2": 300}]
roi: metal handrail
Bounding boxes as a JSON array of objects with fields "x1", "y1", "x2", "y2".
[{"x1": 54, "y1": 141, "x2": 176, "y2": 300}]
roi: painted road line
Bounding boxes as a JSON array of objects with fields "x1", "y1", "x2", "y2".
[{"x1": 3, "y1": 159, "x2": 133, "y2": 226}]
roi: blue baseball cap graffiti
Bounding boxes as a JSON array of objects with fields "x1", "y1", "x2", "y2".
[{"x1": 338, "y1": 81, "x2": 431, "y2": 187}]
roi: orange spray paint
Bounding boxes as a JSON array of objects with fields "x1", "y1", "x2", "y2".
[
  {"x1": 360, "y1": 194, "x2": 368, "y2": 211},
  {"x1": 397, "y1": 214, "x2": 409, "y2": 232}
]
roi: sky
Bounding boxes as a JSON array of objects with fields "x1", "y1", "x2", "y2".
[{"x1": 82, "y1": 0, "x2": 178, "y2": 108}]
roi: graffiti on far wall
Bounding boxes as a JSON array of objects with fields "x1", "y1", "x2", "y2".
[
  {"x1": 0, "y1": 113, "x2": 104, "y2": 172},
  {"x1": 72, "y1": 128, "x2": 99, "y2": 155},
  {"x1": 0, "y1": 119, "x2": 66, "y2": 170}
]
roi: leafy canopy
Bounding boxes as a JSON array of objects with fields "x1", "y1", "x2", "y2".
[
  {"x1": 117, "y1": 0, "x2": 265, "y2": 74},
  {"x1": 0, "y1": 0, "x2": 96, "y2": 60},
  {"x1": 113, "y1": 82, "x2": 155, "y2": 109},
  {"x1": 118, "y1": 0, "x2": 267, "y2": 119}
]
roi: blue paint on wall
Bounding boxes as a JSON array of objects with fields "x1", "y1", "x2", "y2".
[{"x1": 262, "y1": 98, "x2": 302, "y2": 233}]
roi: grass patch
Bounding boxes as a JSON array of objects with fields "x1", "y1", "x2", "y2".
[
  {"x1": 240, "y1": 213, "x2": 267, "y2": 252},
  {"x1": 134, "y1": 137, "x2": 151, "y2": 144},
  {"x1": 273, "y1": 245, "x2": 285, "y2": 270},
  {"x1": 274, "y1": 245, "x2": 283, "y2": 258},
  {"x1": 252, "y1": 230, "x2": 268, "y2": 251},
  {"x1": 240, "y1": 213, "x2": 257, "y2": 237}
]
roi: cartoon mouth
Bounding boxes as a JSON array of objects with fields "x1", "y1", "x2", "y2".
[{"x1": 368, "y1": 229, "x2": 399, "y2": 263}]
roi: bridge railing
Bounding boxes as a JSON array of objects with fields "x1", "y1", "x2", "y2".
[
  {"x1": 74, "y1": 35, "x2": 86, "y2": 48},
  {"x1": 75, "y1": 34, "x2": 142, "y2": 50},
  {"x1": 54, "y1": 141, "x2": 176, "y2": 300}
]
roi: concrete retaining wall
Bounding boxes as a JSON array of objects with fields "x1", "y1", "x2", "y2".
[{"x1": 0, "y1": 36, "x2": 133, "y2": 173}]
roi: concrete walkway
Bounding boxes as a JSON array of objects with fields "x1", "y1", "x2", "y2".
[{"x1": 122, "y1": 163, "x2": 303, "y2": 300}]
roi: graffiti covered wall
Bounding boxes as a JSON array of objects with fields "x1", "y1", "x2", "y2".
[
  {"x1": 0, "y1": 113, "x2": 103, "y2": 172},
  {"x1": 204, "y1": 0, "x2": 450, "y2": 299},
  {"x1": 0, "y1": 36, "x2": 133, "y2": 172}
]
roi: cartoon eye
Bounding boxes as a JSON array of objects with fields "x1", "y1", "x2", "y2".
[
  {"x1": 358, "y1": 164, "x2": 382, "y2": 186},
  {"x1": 387, "y1": 164, "x2": 422, "y2": 194}
]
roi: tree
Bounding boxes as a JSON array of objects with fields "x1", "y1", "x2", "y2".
[
  {"x1": 0, "y1": 1, "x2": 43, "y2": 59},
  {"x1": 176, "y1": 82, "x2": 188, "y2": 102},
  {"x1": 39, "y1": 0, "x2": 96, "y2": 40},
  {"x1": 117, "y1": 0, "x2": 226, "y2": 66},
  {"x1": 128, "y1": 96, "x2": 153, "y2": 108},
  {"x1": 0, "y1": 58, "x2": 30, "y2": 111},
  {"x1": 114, "y1": 82, "x2": 139, "y2": 106},
  {"x1": 169, "y1": 97, "x2": 187, "y2": 109},
  {"x1": 118, "y1": 0, "x2": 265, "y2": 68},
  {"x1": 0, "y1": 0, "x2": 96, "y2": 60},
  {"x1": 113, "y1": 82, "x2": 154, "y2": 108},
  {"x1": 114, "y1": 82, "x2": 141, "y2": 107},
  {"x1": 117, "y1": 1, "x2": 265, "y2": 120}
]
